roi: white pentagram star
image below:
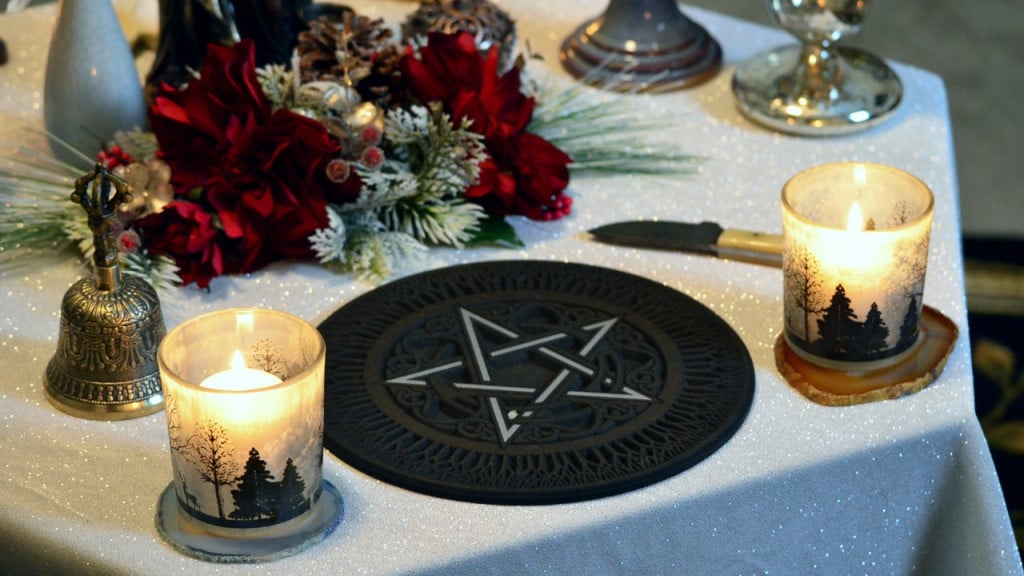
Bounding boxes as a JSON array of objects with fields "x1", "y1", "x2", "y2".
[{"x1": 385, "y1": 307, "x2": 651, "y2": 446}]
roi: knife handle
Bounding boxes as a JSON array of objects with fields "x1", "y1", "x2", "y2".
[
  {"x1": 718, "y1": 229, "x2": 783, "y2": 255},
  {"x1": 716, "y1": 229, "x2": 784, "y2": 267}
]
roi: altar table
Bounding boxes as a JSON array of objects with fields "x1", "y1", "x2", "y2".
[{"x1": 1, "y1": 2, "x2": 1021, "y2": 574}]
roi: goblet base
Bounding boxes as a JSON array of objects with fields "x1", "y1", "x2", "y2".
[
  {"x1": 559, "y1": 10, "x2": 721, "y2": 92},
  {"x1": 732, "y1": 44, "x2": 902, "y2": 136}
]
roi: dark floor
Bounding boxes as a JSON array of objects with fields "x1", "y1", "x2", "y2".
[{"x1": 964, "y1": 237, "x2": 1024, "y2": 560}]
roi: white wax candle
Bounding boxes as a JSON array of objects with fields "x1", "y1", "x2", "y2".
[{"x1": 200, "y1": 350, "x2": 282, "y2": 391}]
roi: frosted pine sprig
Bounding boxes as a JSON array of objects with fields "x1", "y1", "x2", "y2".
[
  {"x1": 312, "y1": 105, "x2": 487, "y2": 278},
  {"x1": 382, "y1": 199, "x2": 485, "y2": 248},
  {"x1": 527, "y1": 69, "x2": 703, "y2": 176},
  {"x1": 343, "y1": 228, "x2": 427, "y2": 280},
  {"x1": 310, "y1": 206, "x2": 348, "y2": 264},
  {"x1": 257, "y1": 63, "x2": 295, "y2": 111}
]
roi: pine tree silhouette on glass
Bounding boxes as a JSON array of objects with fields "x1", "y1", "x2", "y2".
[
  {"x1": 898, "y1": 294, "x2": 921, "y2": 351},
  {"x1": 859, "y1": 302, "x2": 890, "y2": 358},
  {"x1": 230, "y1": 447, "x2": 277, "y2": 521},
  {"x1": 816, "y1": 284, "x2": 859, "y2": 359},
  {"x1": 275, "y1": 457, "x2": 309, "y2": 522}
]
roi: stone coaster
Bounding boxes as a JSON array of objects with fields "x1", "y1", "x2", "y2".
[
  {"x1": 320, "y1": 261, "x2": 755, "y2": 504},
  {"x1": 155, "y1": 481, "x2": 343, "y2": 563},
  {"x1": 775, "y1": 306, "x2": 958, "y2": 406}
]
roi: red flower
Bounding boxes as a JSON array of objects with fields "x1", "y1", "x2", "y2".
[
  {"x1": 136, "y1": 202, "x2": 223, "y2": 289},
  {"x1": 141, "y1": 40, "x2": 358, "y2": 285},
  {"x1": 400, "y1": 32, "x2": 572, "y2": 220},
  {"x1": 117, "y1": 229, "x2": 142, "y2": 254}
]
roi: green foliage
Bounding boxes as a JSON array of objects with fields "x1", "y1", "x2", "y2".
[
  {"x1": 0, "y1": 148, "x2": 83, "y2": 258},
  {"x1": 256, "y1": 63, "x2": 295, "y2": 111},
  {"x1": 528, "y1": 70, "x2": 703, "y2": 177},
  {"x1": 1, "y1": 138, "x2": 181, "y2": 289},
  {"x1": 120, "y1": 251, "x2": 181, "y2": 291},
  {"x1": 112, "y1": 128, "x2": 160, "y2": 160},
  {"x1": 467, "y1": 216, "x2": 526, "y2": 248},
  {"x1": 344, "y1": 228, "x2": 428, "y2": 280},
  {"x1": 312, "y1": 105, "x2": 492, "y2": 278}
]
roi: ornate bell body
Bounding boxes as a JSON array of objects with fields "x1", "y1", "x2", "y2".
[{"x1": 45, "y1": 163, "x2": 167, "y2": 419}]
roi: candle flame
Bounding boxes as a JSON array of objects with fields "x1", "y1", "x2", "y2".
[
  {"x1": 230, "y1": 350, "x2": 247, "y2": 370},
  {"x1": 847, "y1": 202, "x2": 864, "y2": 232}
]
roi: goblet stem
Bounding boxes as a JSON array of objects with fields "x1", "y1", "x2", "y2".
[
  {"x1": 792, "y1": 43, "x2": 843, "y2": 107},
  {"x1": 732, "y1": 0, "x2": 901, "y2": 135}
]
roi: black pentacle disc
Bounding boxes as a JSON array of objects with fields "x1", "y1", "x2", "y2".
[{"x1": 320, "y1": 261, "x2": 754, "y2": 505}]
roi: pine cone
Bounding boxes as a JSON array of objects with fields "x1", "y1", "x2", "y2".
[
  {"x1": 401, "y1": 0, "x2": 517, "y2": 72},
  {"x1": 295, "y1": 14, "x2": 403, "y2": 108}
]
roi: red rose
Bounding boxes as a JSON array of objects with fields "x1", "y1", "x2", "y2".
[
  {"x1": 400, "y1": 32, "x2": 480, "y2": 105},
  {"x1": 136, "y1": 201, "x2": 224, "y2": 289},
  {"x1": 468, "y1": 133, "x2": 572, "y2": 220},
  {"x1": 145, "y1": 40, "x2": 357, "y2": 284},
  {"x1": 401, "y1": 32, "x2": 572, "y2": 220}
]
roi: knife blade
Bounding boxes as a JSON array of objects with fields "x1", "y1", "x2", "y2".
[{"x1": 588, "y1": 221, "x2": 784, "y2": 267}]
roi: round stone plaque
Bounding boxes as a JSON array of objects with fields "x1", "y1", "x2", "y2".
[{"x1": 320, "y1": 261, "x2": 754, "y2": 504}]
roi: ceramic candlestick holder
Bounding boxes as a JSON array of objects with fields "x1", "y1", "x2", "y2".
[{"x1": 560, "y1": 0, "x2": 721, "y2": 92}]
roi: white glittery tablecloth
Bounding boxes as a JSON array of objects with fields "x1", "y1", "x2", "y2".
[{"x1": 1, "y1": 2, "x2": 1022, "y2": 575}]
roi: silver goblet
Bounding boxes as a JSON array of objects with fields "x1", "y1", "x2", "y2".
[{"x1": 732, "y1": 0, "x2": 902, "y2": 136}]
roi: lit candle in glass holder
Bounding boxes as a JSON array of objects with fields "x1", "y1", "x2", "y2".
[
  {"x1": 155, "y1": 308, "x2": 342, "y2": 563},
  {"x1": 782, "y1": 162, "x2": 934, "y2": 371}
]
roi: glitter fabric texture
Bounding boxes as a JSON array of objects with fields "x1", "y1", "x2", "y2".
[{"x1": 0, "y1": 2, "x2": 1020, "y2": 575}]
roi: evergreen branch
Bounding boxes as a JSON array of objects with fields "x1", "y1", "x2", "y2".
[
  {"x1": 0, "y1": 171, "x2": 76, "y2": 194},
  {"x1": 528, "y1": 69, "x2": 702, "y2": 179},
  {"x1": 256, "y1": 63, "x2": 295, "y2": 111},
  {"x1": 343, "y1": 228, "x2": 426, "y2": 280},
  {"x1": 382, "y1": 198, "x2": 485, "y2": 247},
  {"x1": 310, "y1": 205, "x2": 347, "y2": 264},
  {"x1": 1, "y1": 147, "x2": 82, "y2": 183},
  {"x1": 121, "y1": 251, "x2": 182, "y2": 290},
  {"x1": 21, "y1": 127, "x2": 96, "y2": 166},
  {"x1": 112, "y1": 128, "x2": 161, "y2": 160},
  {"x1": 346, "y1": 164, "x2": 420, "y2": 211},
  {"x1": 0, "y1": 192, "x2": 83, "y2": 255}
]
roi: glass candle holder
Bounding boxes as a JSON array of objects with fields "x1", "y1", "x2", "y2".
[
  {"x1": 155, "y1": 308, "x2": 342, "y2": 562},
  {"x1": 782, "y1": 163, "x2": 934, "y2": 371}
]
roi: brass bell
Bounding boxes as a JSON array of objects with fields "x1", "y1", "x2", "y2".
[{"x1": 45, "y1": 163, "x2": 167, "y2": 419}]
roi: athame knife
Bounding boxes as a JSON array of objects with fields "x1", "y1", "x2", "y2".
[{"x1": 588, "y1": 221, "x2": 784, "y2": 267}]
